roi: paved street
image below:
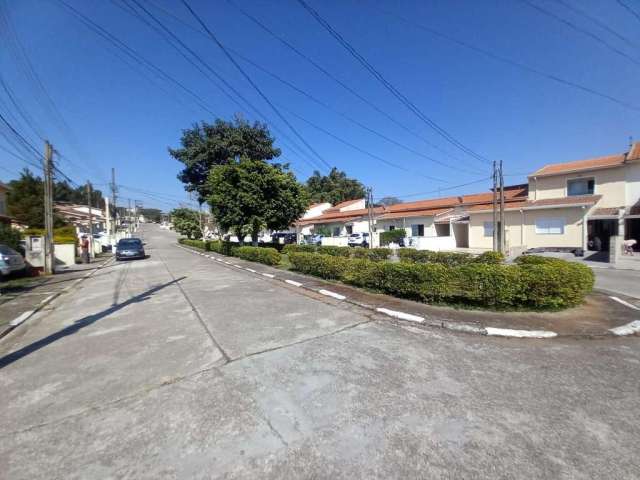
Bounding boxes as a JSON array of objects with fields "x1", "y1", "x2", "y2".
[{"x1": 1, "y1": 225, "x2": 639, "y2": 479}]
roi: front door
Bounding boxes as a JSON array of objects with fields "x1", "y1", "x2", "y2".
[{"x1": 587, "y1": 219, "x2": 618, "y2": 251}]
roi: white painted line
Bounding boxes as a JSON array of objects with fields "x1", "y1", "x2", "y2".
[
  {"x1": 261, "y1": 273, "x2": 275, "y2": 278},
  {"x1": 285, "y1": 279, "x2": 303, "y2": 287},
  {"x1": 485, "y1": 327, "x2": 557, "y2": 338},
  {"x1": 319, "y1": 289, "x2": 346, "y2": 300},
  {"x1": 10, "y1": 311, "x2": 34, "y2": 327},
  {"x1": 245, "y1": 268, "x2": 257, "y2": 273},
  {"x1": 609, "y1": 320, "x2": 640, "y2": 336},
  {"x1": 233, "y1": 265, "x2": 243, "y2": 269},
  {"x1": 223, "y1": 261, "x2": 231, "y2": 265},
  {"x1": 40, "y1": 294, "x2": 54, "y2": 304},
  {"x1": 376, "y1": 307, "x2": 424, "y2": 323},
  {"x1": 610, "y1": 296, "x2": 640, "y2": 311}
]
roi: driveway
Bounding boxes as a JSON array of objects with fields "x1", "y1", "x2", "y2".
[{"x1": 1, "y1": 225, "x2": 638, "y2": 479}]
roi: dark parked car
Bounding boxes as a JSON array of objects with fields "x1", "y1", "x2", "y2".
[
  {"x1": 115, "y1": 238, "x2": 146, "y2": 261},
  {"x1": 271, "y1": 232, "x2": 297, "y2": 244}
]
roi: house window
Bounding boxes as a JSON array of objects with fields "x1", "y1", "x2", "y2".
[
  {"x1": 567, "y1": 178, "x2": 594, "y2": 196},
  {"x1": 535, "y1": 218, "x2": 565, "y2": 235},
  {"x1": 483, "y1": 221, "x2": 494, "y2": 237},
  {"x1": 345, "y1": 225, "x2": 353, "y2": 235},
  {"x1": 389, "y1": 225, "x2": 395, "y2": 231},
  {"x1": 332, "y1": 226, "x2": 341, "y2": 237},
  {"x1": 411, "y1": 224, "x2": 424, "y2": 237}
]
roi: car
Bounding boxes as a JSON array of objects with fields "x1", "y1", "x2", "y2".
[
  {"x1": 0, "y1": 244, "x2": 26, "y2": 278},
  {"x1": 348, "y1": 232, "x2": 369, "y2": 248},
  {"x1": 271, "y1": 232, "x2": 297, "y2": 244},
  {"x1": 115, "y1": 238, "x2": 146, "y2": 261}
]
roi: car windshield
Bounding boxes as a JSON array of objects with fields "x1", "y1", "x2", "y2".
[
  {"x1": 0, "y1": 245, "x2": 18, "y2": 255},
  {"x1": 118, "y1": 239, "x2": 142, "y2": 247}
]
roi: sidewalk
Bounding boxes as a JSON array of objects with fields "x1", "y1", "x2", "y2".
[
  {"x1": 0, "y1": 256, "x2": 113, "y2": 338},
  {"x1": 179, "y1": 244, "x2": 640, "y2": 338}
]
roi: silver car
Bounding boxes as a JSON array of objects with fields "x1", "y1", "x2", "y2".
[{"x1": 0, "y1": 244, "x2": 26, "y2": 277}]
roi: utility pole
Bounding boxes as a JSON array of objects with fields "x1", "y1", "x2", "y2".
[
  {"x1": 499, "y1": 160, "x2": 506, "y2": 254},
  {"x1": 86, "y1": 181, "x2": 94, "y2": 259},
  {"x1": 110, "y1": 168, "x2": 117, "y2": 237},
  {"x1": 128, "y1": 199, "x2": 132, "y2": 235},
  {"x1": 43, "y1": 140, "x2": 55, "y2": 274},
  {"x1": 366, "y1": 187, "x2": 374, "y2": 249},
  {"x1": 492, "y1": 160, "x2": 498, "y2": 252}
]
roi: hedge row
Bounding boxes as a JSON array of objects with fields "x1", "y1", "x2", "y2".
[
  {"x1": 288, "y1": 252, "x2": 593, "y2": 310},
  {"x1": 178, "y1": 238, "x2": 281, "y2": 266},
  {"x1": 398, "y1": 249, "x2": 505, "y2": 266},
  {"x1": 283, "y1": 244, "x2": 391, "y2": 261},
  {"x1": 234, "y1": 246, "x2": 281, "y2": 266}
]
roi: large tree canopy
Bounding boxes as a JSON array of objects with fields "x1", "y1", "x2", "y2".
[
  {"x1": 139, "y1": 208, "x2": 163, "y2": 223},
  {"x1": 208, "y1": 159, "x2": 308, "y2": 245},
  {"x1": 7, "y1": 170, "x2": 104, "y2": 228},
  {"x1": 169, "y1": 117, "x2": 281, "y2": 203},
  {"x1": 170, "y1": 208, "x2": 201, "y2": 239},
  {"x1": 305, "y1": 168, "x2": 366, "y2": 205}
]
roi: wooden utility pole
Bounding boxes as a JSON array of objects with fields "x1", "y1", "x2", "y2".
[
  {"x1": 110, "y1": 167, "x2": 117, "y2": 236},
  {"x1": 499, "y1": 160, "x2": 505, "y2": 254},
  {"x1": 492, "y1": 160, "x2": 498, "y2": 252},
  {"x1": 86, "y1": 181, "x2": 94, "y2": 260},
  {"x1": 366, "y1": 187, "x2": 374, "y2": 249},
  {"x1": 128, "y1": 199, "x2": 132, "y2": 235},
  {"x1": 43, "y1": 141, "x2": 55, "y2": 275}
]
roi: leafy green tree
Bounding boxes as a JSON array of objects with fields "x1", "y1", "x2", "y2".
[
  {"x1": 139, "y1": 208, "x2": 163, "y2": 223},
  {"x1": 54, "y1": 180, "x2": 104, "y2": 208},
  {"x1": 170, "y1": 208, "x2": 201, "y2": 239},
  {"x1": 169, "y1": 116, "x2": 281, "y2": 203},
  {"x1": 305, "y1": 168, "x2": 366, "y2": 205},
  {"x1": 0, "y1": 224, "x2": 22, "y2": 251},
  {"x1": 208, "y1": 159, "x2": 308, "y2": 245}
]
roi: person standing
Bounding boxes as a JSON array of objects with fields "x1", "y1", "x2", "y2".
[{"x1": 80, "y1": 235, "x2": 90, "y2": 264}]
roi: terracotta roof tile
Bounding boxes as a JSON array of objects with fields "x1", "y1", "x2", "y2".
[
  {"x1": 297, "y1": 207, "x2": 383, "y2": 226},
  {"x1": 531, "y1": 154, "x2": 626, "y2": 177},
  {"x1": 628, "y1": 142, "x2": 640, "y2": 161},
  {"x1": 377, "y1": 208, "x2": 452, "y2": 220},
  {"x1": 333, "y1": 198, "x2": 363, "y2": 209},
  {"x1": 591, "y1": 207, "x2": 621, "y2": 217},
  {"x1": 467, "y1": 195, "x2": 601, "y2": 212}
]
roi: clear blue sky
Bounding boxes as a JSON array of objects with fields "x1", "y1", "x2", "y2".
[{"x1": 1, "y1": 0, "x2": 639, "y2": 210}]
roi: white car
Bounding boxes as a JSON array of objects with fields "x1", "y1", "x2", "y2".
[
  {"x1": 348, "y1": 232, "x2": 370, "y2": 248},
  {"x1": 0, "y1": 245, "x2": 26, "y2": 278}
]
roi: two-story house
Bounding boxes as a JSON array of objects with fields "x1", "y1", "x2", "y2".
[{"x1": 467, "y1": 142, "x2": 640, "y2": 253}]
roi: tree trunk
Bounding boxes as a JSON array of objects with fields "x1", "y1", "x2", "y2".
[
  {"x1": 251, "y1": 220, "x2": 260, "y2": 247},
  {"x1": 235, "y1": 228, "x2": 244, "y2": 246}
]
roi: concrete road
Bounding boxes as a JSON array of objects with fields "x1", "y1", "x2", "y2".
[
  {"x1": 594, "y1": 267, "x2": 640, "y2": 301},
  {"x1": 1, "y1": 225, "x2": 639, "y2": 479}
]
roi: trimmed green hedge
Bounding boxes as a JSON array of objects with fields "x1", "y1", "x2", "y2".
[
  {"x1": 283, "y1": 244, "x2": 391, "y2": 261},
  {"x1": 289, "y1": 252, "x2": 593, "y2": 310},
  {"x1": 179, "y1": 238, "x2": 280, "y2": 266},
  {"x1": 398, "y1": 249, "x2": 505, "y2": 266},
  {"x1": 379, "y1": 229, "x2": 406, "y2": 246},
  {"x1": 235, "y1": 246, "x2": 281, "y2": 266}
]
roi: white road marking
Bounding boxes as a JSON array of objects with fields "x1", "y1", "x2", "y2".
[
  {"x1": 285, "y1": 279, "x2": 303, "y2": 287},
  {"x1": 318, "y1": 289, "x2": 346, "y2": 300},
  {"x1": 223, "y1": 261, "x2": 231, "y2": 265},
  {"x1": 609, "y1": 320, "x2": 640, "y2": 336},
  {"x1": 40, "y1": 295, "x2": 54, "y2": 304},
  {"x1": 609, "y1": 296, "x2": 640, "y2": 311},
  {"x1": 376, "y1": 308, "x2": 424, "y2": 323},
  {"x1": 10, "y1": 311, "x2": 34, "y2": 327},
  {"x1": 485, "y1": 327, "x2": 557, "y2": 338},
  {"x1": 245, "y1": 268, "x2": 257, "y2": 273},
  {"x1": 262, "y1": 273, "x2": 275, "y2": 278}
]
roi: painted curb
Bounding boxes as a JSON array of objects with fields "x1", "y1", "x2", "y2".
[
  {"x1": 609, "y1": 320, "x2": 640, "y2": 336},
  {"x1": 0, "y1": 256, "x2": 115, "y2": 342},
  {"x1": 485, "y1": 327, "x2": 557, "y2": 339}
]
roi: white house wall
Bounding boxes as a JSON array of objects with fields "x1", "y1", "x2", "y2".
[{"x1": 626, "y1": 162, "x2": 640, "y2": 207}]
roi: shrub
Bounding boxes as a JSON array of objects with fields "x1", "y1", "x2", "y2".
[
  {"x1": 474, "y1": 251, "x2": 505, "y2": 264},
  {"x1": 288, "y1": 252, "x2": 593, "y2": 310},
  {"x1": 0, "y1": 224, "x2": 22, "y2": 251},
  {"x1": 515, "y1": 254, "x2": 563, "y2": 265},
  {"x1": 379, "y1": 229, "x2": 406, "y2": 246},
  {"x1": 283, "y1": 244, "x2": 315, "y2": 255},
  {"x1": 235, "y1": 246, "x2": 281, "y2": 266},
  {"x1": 351, "y1": 247, "x2": 391, "y2": 261},
  {"x1": 398, "y1": 249, "x2": 472, "y2": 266},
  {"x1": 23, "y1": 226, "x2": 78, "y2": 245},
  {"x1": 179, "y1": 238, "x2": 207, "y2": 250},
  {"x1": 316, "y1": 245, "x2": 351, "y2": 257}
]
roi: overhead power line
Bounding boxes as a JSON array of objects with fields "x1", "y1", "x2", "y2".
[
  {"x1": 615, "y1": 0, "x2": 640, "y2": 25},
  {"x1": 375, "y1": 6, "x2": 640, "y2": 113},
  {"x1": 554, "y1": 0, "x2": 639, "y2": 50},
  {"x1": 179, "y1": 0, "x2": 332, "y2": 171},
  {"x1": 374, "y1": 176, "x2": 492, "y2": 201},
  {"x1": 119, "y1": 0, "x2": 326, "y2": 172},
  {"x1": 520, "y1": 0, "x2": 640, "y2": 68},
  {"x1": 295, "y1": 0, "x2": 492, "y2": 165},
  {"x1": 224, "y1": 0, "x2": 476, "y2": 168}
]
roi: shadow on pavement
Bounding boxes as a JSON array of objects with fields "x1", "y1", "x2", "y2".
[{"x1": 0, "y1": 276, "x2": 186, "y2": 370}]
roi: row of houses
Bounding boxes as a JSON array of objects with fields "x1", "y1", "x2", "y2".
[{"x1": 296, "y1": 142, "x2": 640, "y2": 255}]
